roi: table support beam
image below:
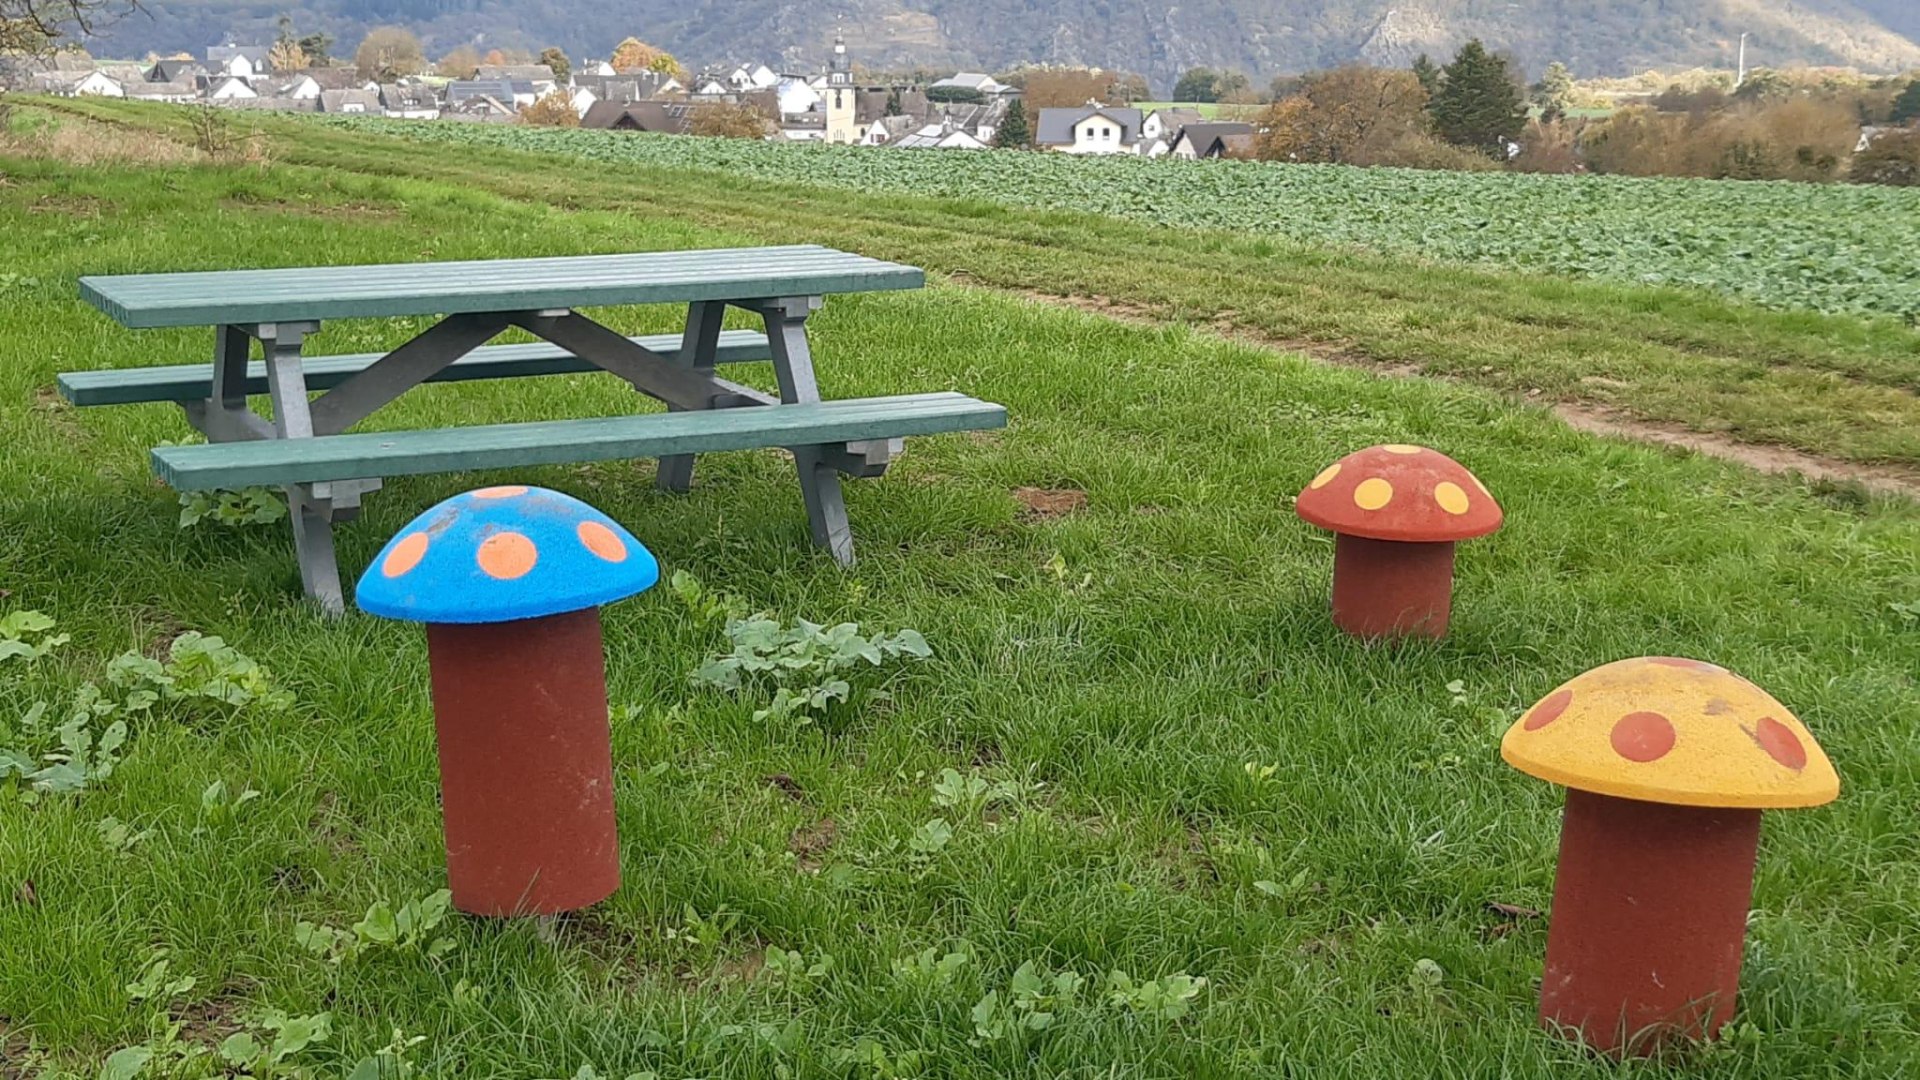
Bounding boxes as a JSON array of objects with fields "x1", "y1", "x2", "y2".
[
  {"x1": 655, "y1": 301, "x2": 725, "y2": 493},
  {"x1": 746, "y1": 297, "x2": 855, "y2": 566}
]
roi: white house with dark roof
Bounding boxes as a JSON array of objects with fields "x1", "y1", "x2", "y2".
[
  {"x1": 206, "y1": 44, "x2": 271, "y2": 80},
  {"x1": 206, "y1": 75, "x2": 258, "y2": 100},
  {"x1": 1035, "y1": 104, "x2": 1145, "y2": 154}
]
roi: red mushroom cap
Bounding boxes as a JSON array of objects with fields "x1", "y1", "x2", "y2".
[{"x1": 1295, "y1": 444, "x2": 1502, "y2": 543}]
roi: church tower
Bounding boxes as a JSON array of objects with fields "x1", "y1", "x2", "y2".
[{"x1": 824, "y1": 31, "x2": 859, "y2": 144}]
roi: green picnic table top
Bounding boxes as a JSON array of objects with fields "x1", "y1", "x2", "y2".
[{"x1": 79, "y1": 245, "x2": 925, "y2": 329}]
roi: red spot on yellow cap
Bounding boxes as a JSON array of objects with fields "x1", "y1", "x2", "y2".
[
  {"x1": 476, "y1": 531, "x2": 537, "y2": 580},
  {"x1": 381, "y1": 532, "x2": 428, "y2": 578},
  {"x1": 1524, "y1": 688, "x2": 1573, "y2": 731},
  {"x1": 1611, "y1": 711, "x2": 1676, "y2": 763},
  {"x1": 472, "y1": 485, "x2": 529, "y2": 500},
  {"x1": 577, "y1": 520, "x2": 627, "y2": 563},
  {"x1": 1751, "y1": 716, "x2": 1807, "y2": 770}
]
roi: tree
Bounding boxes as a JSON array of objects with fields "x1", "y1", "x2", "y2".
[
  {"x1": 297, "y1": 32, "x2": 332, "y2": 67},
  {"x1": 646, "y1": 52, "x2": 686, "y2": 82},
  {"x1": 687, "y1": 100, "x2": 771, "y2": 139},
  {"x1": 1, "y1": 0, "x2": 126, "y2": 53},
  {"x1": 883, "y1": 87, "x2": 903, "y2": 115},
  {"x1": 355, "y1": 26, "x2": 425, "y2": 82},
  {"x1": 1021, "y1": 68, "x2": 1112, "y2": 109},
  {"x1": 1532, "y1": 60, "x2": 1574, "y2": 120},
  {"x1": 1411, "y1": 53, "x2": 1442, "y2": 97},
  {"x1": 993, "y1": 98, "x2": 1030, "y2": 148},
  {"x1": 539, "y1": 47, "x2": 569, "y2": 84},
  {"x1": 1851, "y1": 130, "x2": 1920, "y2": 186},
  {"x1": 610, "y1": 36, "x2": 659, "y2": 72},
  {"x1": 1173, "y1": 66, "x2": 1222, "y2": 103},
  {"x1": 1249, "y1": 65, "x2": 1430, "y2": 164},
  {"x1": 1430, "y1": 39, "x2": 1527, "y2": 155},
  {"x1": 438, "y1": 45, "x2": 481, "y2": 79},
  {"x1": 520, "y1": 89, "x2": 579, "y2": 127},
  {"x1": 267, "y1": 39, "x2": 307, "y2": 73},
  {"x1": 1893, "y1": 79, "x2": 1920, "y2": 125}
]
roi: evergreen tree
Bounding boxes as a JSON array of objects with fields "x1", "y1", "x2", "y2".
[
  {"x1": 1411, "y1": 53, "x2": 1442, "y2": 97},
  {"x1": 884, "y1": 87, "x2": 903, "y2": 116},
  {"x1": 539, "y1": 47, "x2": 570, "y2": 84},
  {"x1": 994, "y1": 99, "x2": 1030, "y2": 148},
  {"x1": 1893, "y1": 79, "x2": 1920, "y2": 125},
  {"x1": 1431, "y1": 39, "x2": 1527, "y2": 155},
  {"x1": 1532, "y1": 60, "x2": 1574, "y2": 121}
]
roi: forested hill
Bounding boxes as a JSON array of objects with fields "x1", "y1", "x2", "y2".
[{"x1": 100, "y1": 0, "x2": 1920, "y2": 91}]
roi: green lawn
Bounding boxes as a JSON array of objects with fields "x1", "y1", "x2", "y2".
[{"x1": 1, "y1": 109, "x2": 1917, "y2": 1078}]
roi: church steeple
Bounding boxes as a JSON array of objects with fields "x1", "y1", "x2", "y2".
[{"x1": 828, "y1": 31, "x2": 850, "y2": 85}]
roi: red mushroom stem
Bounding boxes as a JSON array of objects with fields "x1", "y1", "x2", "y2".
[
  {"x1": 425, "y1": 607, "x2": 620, "y2": 916},
  {"x1": 1330, "y1": 534, "x2": 1455, "y2": 638},
  {"x1": 1540, "y1": 788, "x2": 1761, "y2": 1056}
]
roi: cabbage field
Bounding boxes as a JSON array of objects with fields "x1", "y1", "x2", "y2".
[{"x1": 326, "y1": 117, "x2": 1920, "y2": 321}]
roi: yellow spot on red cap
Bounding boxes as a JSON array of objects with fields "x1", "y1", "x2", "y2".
[
  {"x1": 577, "y1": 520, "x2": 627, "y2": 563},
  {"x1": 381, "y1": 532, "x2": 428, "y2": 578},
  {"x1": 477, "y1": 531, "x2": 537, "y2": 580},
  {"x1": 1523, "y1": 688, "x2": 1572, "y2": 731},
  {"x1": 1751, "y1": 717, "x2": 1807, "y2": 770},
  {"x1": 1309, "y1": 463, "x2": 1341, "y2": 489},
  {"x1": 472, "y1": 485, "x2": 529, "y2": 500},
  {"x1": 1611, "y1": 711, "x2": 1676, "y2": 763},
  {"x1": 1434, "y1": 481, "x2": 1470, "y2": 515},
  {"x1": 1353, "y1": 477, "x2": 1393, "y2": 510},
  {"x1": 1381, "y1": 444, "x2": 1422, "y2": 454}
]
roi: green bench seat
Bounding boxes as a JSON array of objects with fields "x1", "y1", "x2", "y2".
[
  {"x1": 58, "y1": 330, "x2": 773, "y2": 407},
  {"x1": 152, "y1": 393, "x2": 1007, "y2": 491}
]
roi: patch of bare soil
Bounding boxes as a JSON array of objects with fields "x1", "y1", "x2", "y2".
[
  {"x1": 1016, "y1": 288, "x2": 1920, "y2": 501},
  {"x1": 1013, "y1": 486, "x2": 1088, "y2": 519},
  {"x1": 788, "y1": 816, "x2": 838, "y2": 874},
  {"x1": 1556, "y1": 406, "x2": 1920, "y2": 500}
]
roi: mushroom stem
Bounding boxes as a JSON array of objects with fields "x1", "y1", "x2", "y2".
[
  {"x1": 425, "y1": 607, "x2": 620, "y2": 916},
  {"x1": 1330, "y1": 535, "x2": 1454, "y2": 638},
  {"x1": 1540, "y1": 789, "x2": 1761, "y2": 1056}
]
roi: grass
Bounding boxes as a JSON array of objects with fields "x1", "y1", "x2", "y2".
[{"x1": 0, "y1": 108, "x2": 1917, "y2": 1078}]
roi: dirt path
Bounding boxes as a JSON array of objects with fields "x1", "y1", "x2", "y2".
[{"x1": 1024, "y1": 290, "x2": 1920, "y2": 501}]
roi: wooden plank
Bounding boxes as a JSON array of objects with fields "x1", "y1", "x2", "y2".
[
  {"x1": 152, "y1": 393, "x2": 1007, "y2": 490},
  {"x1": 80, "y1": 246, "x2": 924, "y2": 329},
  {"x1": 59, "y1": 330, "x2": 772, "y2": 406}
]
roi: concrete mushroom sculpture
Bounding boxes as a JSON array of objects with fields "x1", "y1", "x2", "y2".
[
  {"x1": 356, "y1": 485, "x2": 660, "y2": 917},
  {"x1": 1501, "y1": 657, "x2": 1839, "y2": 1055},
  {"x1": 1294, "y1": 444, "x2": 1501, "y2": 638}
]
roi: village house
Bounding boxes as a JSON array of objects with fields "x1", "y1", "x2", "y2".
[
  {"x1": 30, "y1": 68, "x2": 124, "y2": 97},
  {"x1": 927, "y1": 72, "x2": 1013, "y2": 97},
  {"x1": 580, "y1": 100, "x2": 694, "y2": 133},
  {"x1": 276, "y1": 73, "x2": 322, "y2": 100},
  {"x1": 380, "y1": 83, "x2": 440, "y2": 119},
  {"x1": 445, "y1": 78, "x2": 540, "y2": 109},
  {"x1": 318, "y1": 88, "x2": 381, "y2": 114},
  {"x1": 205, "y1": 43, "x2": 271, "y2": 81},
  {"x1": 1036, "y1": 104, "x2": 1145, "y2": 154},
  {"x1": 1168, "y1": 121, "x2": 1254, "y2": 159}
]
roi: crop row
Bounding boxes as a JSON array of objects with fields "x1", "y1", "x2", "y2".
[{"x1": 325, "y1": 117, "x2": 1920, "y2": 320}]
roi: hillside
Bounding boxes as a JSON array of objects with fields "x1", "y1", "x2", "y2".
[{"x1": 95, "y1": 0, "x2": 1920, "y2": 94}]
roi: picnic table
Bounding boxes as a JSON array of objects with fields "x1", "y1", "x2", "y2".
[{"x1": 67, "y1": 246, "x2": 1006, "y2": 615}]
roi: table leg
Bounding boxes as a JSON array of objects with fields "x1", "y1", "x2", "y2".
[
  {"x1": 656, "y1": 301, "x2": 725, "y2": 493},
  {"x1": 757, "y1": 297, "x2": 854, "y2": 566},
  {"x1": 258, "y1": 321, "x2": 346, "y2": 615}
]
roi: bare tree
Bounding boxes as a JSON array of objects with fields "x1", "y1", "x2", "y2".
[{"x1": 2, "y1": 0, "x2": 133, "y2": 55}]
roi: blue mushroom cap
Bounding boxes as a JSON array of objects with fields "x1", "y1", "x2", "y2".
[{"x1": 354, "y1": 486, "x2": 659, "y2": 624}]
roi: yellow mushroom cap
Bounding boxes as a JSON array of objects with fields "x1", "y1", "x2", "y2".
[{"x1": 1501, "y1": 657, "x2": 1838, "y2": 809}]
